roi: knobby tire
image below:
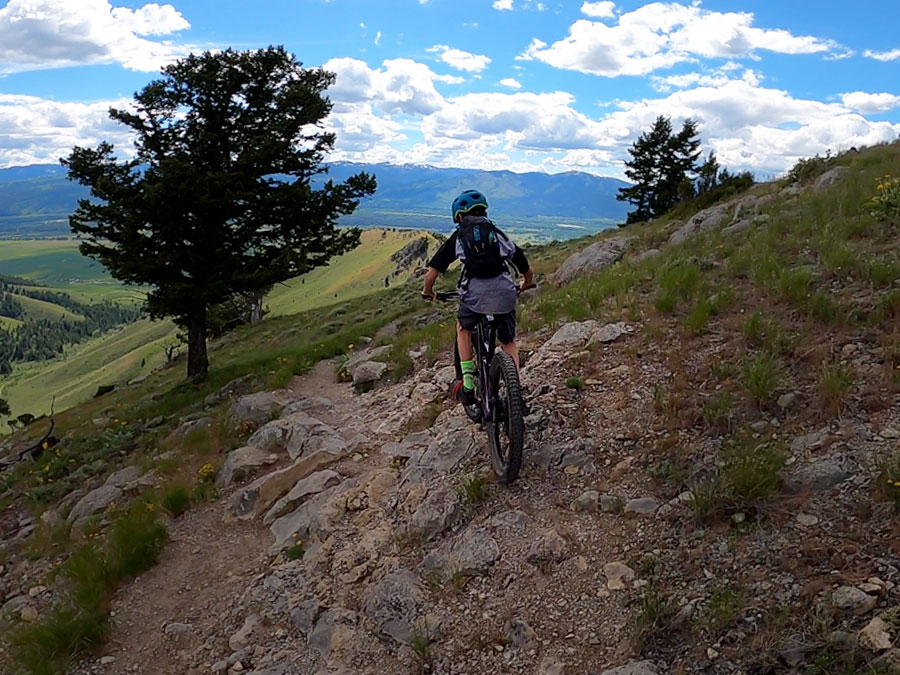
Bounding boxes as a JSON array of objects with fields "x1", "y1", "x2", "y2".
[{"x1": 488, "y1": 351, "x2": 525, "y2": 484}]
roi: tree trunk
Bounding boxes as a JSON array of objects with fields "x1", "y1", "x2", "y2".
[
  {"x1": 250, "y1": 290, "x2": 264, "y2": 324},
  {"x1": 186, "y1": 306, "x2": 209, "y2": 379}
]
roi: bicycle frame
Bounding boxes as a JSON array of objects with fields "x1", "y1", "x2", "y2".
[{"x1": 474, "y1": 317, "x2": 498, "y2": 423}]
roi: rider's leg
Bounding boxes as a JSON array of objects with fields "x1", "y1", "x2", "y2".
[
  {"x1": 456, "y1": 321, "x2": 476, "y2": 392},
  {"x1": 500, "y1": 340, "x2": 519, "y2": 370}
]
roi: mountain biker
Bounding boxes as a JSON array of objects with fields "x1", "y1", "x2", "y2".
[{"x1": 422, "y1": 189, "x2": 533, "y2": 414}]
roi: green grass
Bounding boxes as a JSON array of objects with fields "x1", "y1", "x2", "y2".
[
  {"x1": 9, "y1": 502, "x2": 167, "y2": 675},
  {"x1": 741, "y1": 352, "x2": 781, "y2": 407},
  {"x1": 458, "y1": 474, "x2": 488, "y2": 503},
  {"x1": 266, "y1": 229, "x2": 439, "y2": 317},
  {"x1": 15, "y1": 295, "x2": 84, "y2": 323},
  {"x1": 703, "y1": 584, "x2": 745, "y2": 633},
  {"x1": 160, "y1": 484, "x2": 191, "y2": 518}
]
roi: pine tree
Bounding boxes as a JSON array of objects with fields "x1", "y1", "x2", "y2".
[
  {"x1": 63, "y1": 47, "x2": 376, "y2": 378},
  {"x1": 617, "y1": 116, "x2": 703, "y2": 224},
  {"x1": 696, "y1": 151, "x2": 720, "y2": 194}
]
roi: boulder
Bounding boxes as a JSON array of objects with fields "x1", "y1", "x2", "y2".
[
  {"x1": 785, "y1": 457, "x2": 856, "y2": 492},
  {"x1": 832, "y1": 586, "x2": 878, "y2": 616},
  {"x1": 263, "y1": 469, "x2": 342, "y2": 525},
  {"x1": 67, "y1": 485, "x2": 123, "y2": 524},
  {"x1": 603, "y1": 561, "x2": 636, "y2": 590},
  {"x1": 526, "y1": 529, "x2": 569, "y2": 565},
  {"x1": 544, "y1": 321, "x2": 599, "y2": 351},
  {"x1": 813, "y1": 167, "x2": 848, "y2": 191},
  {"x1": 633, "y1": 248, "x2": 661, "y2": 264},
  {"x1": 227, "y1": 448, "x2": 345, "y2": 520},
  {"x1": 551, "y1": 236, "x2": 631, "y2": 285},
  {"x1": 229, "y1": 391, "x2": 295, "y2": 427},
  {"x1": 669, "y1": 204, "x2": 730, "y2": 245},
  {"x1": 361, "y1": 569, "x2": 426, "y2": 644},
  {"x1": 270, "y1": 478, "x2": 357, "y2": 550},
  {"x1": 722, "y1": 219, "x2": 753, "y2": 235},
  {"x1": 247, "y1": 412, "x2": 346, "y2": 459},
  {"x1": 351, "y1": 361, "x2": 389, "y2": 390},
  {"x1": 402, "y1": 484, "x2": 462, "y2": 543},
  {"x1": 421, "y1": 527, "x2": 501, "y2": 578},
  {"x1": 216, "y1": 446, "x2": 279, "y2": 488},
  {"x1": 587, "y1": 321, "x2": 631, "y2": 347},
  {"x1": 308, "y1": 607, "x2": 358, "y2": 660}
]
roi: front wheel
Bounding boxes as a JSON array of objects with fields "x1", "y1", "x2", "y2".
[{"x1": 488, "y1": 351, "x2": 525, "y2": 484}]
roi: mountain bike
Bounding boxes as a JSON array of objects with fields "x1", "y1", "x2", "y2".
[{"x1": 431, "y1": 289, "x2": 534, "y2": 484}]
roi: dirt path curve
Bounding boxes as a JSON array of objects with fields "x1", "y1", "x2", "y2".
[{"x1": 84, "y1": 361, "x2": 358, "y2": 675}]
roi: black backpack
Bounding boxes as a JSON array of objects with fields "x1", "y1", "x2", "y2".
[{"x1": 458, "y1": 217, "x2": 507, "y2": 279}]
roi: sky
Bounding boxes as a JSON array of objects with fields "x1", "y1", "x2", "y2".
[{"x1": 0, "y1": 0, "x2": 898, "y2": 179}]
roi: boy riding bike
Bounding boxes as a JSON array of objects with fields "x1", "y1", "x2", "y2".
[{"x1": 422, "y1": 189, "x2": 533, "y2": 417}]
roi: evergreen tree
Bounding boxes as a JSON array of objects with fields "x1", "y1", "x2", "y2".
[
  {"x1": 696, "y1": 151, "x2": 720, "y2": 194},
  {"x1": 617, "y1": 116, "x2": 703, "y2": 224},
  {"x1": 0, "y1": 397, "x2": 9, "y2": 417},
  {"x1": 63, "y1": 47, "x2": 376, "y2": 378}
]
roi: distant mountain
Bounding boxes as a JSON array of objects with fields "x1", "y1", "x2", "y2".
[{"x1": 0, "y1": 162, "x2": 629, "y2": 240}]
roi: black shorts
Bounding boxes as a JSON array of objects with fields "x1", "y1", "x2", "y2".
[{"x1": 458, "y1": 305, "x2": 516, "y2": 344}]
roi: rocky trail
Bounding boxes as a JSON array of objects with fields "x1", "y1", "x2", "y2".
[{"x1": 5, "y1": 167, "x2": 900, "y2": 675}]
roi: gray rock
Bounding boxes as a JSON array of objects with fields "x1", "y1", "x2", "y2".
[
  {"x1": 290, "y1": 598, "x2": 322, "y2": 635},
  {"x1": 551, "y1": 236, "x2": 631, "y2": 285},
  {"x1": 785, "y1": 458, "x2": 856, "y2": 492},
  {"x1": 603, "y1": 561, "x2": 635, "y2": 590},
  {"x1": 777, "y1": 392, "x2": 797, "y2": 409},
  {"x1": 270, "y1": 478, "x2": 356, "y2": 550},
  {"x1": 105, "y1": 465, "x2": 143, "y2": 488},
  {"x1": 601, "y1": 662, "x2": 661, "y2": 675},
  {"x1": 167, "y1": 417, "x2": 213, "y2": 444},
  {"x1": 263, "y1": 469, "x2": 341, "y2": 525},
  {"x1": 633, "y1": 248, "x2": 661, "y2": 264},
  {"x1": 530, "y1": 438, "x2": 596, "y2": 474},
  {"x1": 506, "y1": 619, "x2": 537, "y2": 649},
  {"x1": 351, "y1": 361, "x2": 389, "y2": 389},
  {"x1": 403, "y1": 485, "x2": 461, "y2": 543},
  {"x1": 722, "y1": 218, "x2": 753, "y2": 235},
  {"x1": 527, "y1": 529, "x2": 569, "y2": 565},
  {"x1": 421, "y1": 527, "x2": 500, "y2": 577},
  {"x1": 858, "y1": 616, "x2": 893, "y2": 651},
  {"x1": 571, "y1": 490, "x2": 600, "y2": 512},
  {"x1": 216, "y1": 446, "x2": 279, "y2": 488},
  {"x1": 229, "y1": 391, "x2": 295, "y2": 427},
  {"x1": 489, "y1": 510, "x2": 532, "y2": 530},
  {"x1": 361, "y1": 569, "x2": 426, "y2": 644},
  {"x1": 669, "y1": 204, "x2": 730, "y2": 245},
  {"x1": 624, "y1": 497, "x2": 658, "y2": 517},
  {"x1": 544, "y1": 321, "x2": 599, "y2": 350},
  {"x1": 601, "y1": 494, "x2": 623, "y2": 513},
  {"x1": 229, "y1": 614, "x2": 260, "y2": 651},
  {"x1": 164, "y1": 622, "x2": 193, "y2": 637},
  {"x1": 587, "y1": 322, "x2": 631, "y2": 346},
  {"x1": 247, "y1": 412, "x2": 346, "y2": 460},
  {"x1": 308, "y1": 607, "x2": 357, "y2": 659},
  {"x1": 2, "y1": 595, "x2": 29, "y2": 616},
  {"x1": 790, "y1": 429, "x2": 830, "y2": 454},
  {"x1": 67, "y1": 485, "x2": 123, "y2": 524},
  {"x1": 733, "y1": 195, "x2": 758, "y2": 220},
  {"x1": 832, "y1": 586, "x2": 877, "y2": 616},
  {"x1": 813, "y1": 167, "x2": 848, "y2": 191},
  {"x1": 539, "y1": 657, "x2": 566, "y2": 675},
  {"x1": 401, "y1": 430, "x2": 477, "y2": 484},
  {"x1": 228, "y1": 449, "x2": 345, "y2": 520},
  {"x1": 781, "y1": 183, "x2": 804, "y2": 197}
]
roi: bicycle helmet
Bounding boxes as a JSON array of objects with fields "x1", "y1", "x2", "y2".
[{"x1": 451, "y1": 189, "x2": 488, "y2": 222}]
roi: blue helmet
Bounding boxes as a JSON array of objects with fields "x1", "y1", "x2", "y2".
[{"x1": 451, "y1": 189, "x2": 488, "y2": 222}]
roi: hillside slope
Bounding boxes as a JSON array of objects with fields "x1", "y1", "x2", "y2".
[{"x1": 2, "y1": 143, "x2": 900, "y2": 675}]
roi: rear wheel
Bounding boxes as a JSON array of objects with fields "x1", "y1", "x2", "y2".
[{"x1": 488, "y1": 351, "x2": 525, "y2": 484}]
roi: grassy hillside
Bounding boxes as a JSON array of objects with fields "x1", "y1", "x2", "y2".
[
  {"x1": 15, "y1": 294, "x2": 84, "y2": 323},
  {"x1": 1, "y1": 228, "x2": 440, "y2": 424},
  {"x1": 266, "y1": 228, "x2": 439, "y2": 316},
  {"x1": 1, "y1": 318, "x2": 176, "y2": 418}
]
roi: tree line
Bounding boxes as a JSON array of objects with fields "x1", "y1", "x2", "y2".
[{"x1": 617, "y1": 115, "x2": 753, "y2": 224}]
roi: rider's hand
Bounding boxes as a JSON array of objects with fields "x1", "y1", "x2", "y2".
[{"x1": 422, "y1": 290, "x2": 436, "y2": 301}]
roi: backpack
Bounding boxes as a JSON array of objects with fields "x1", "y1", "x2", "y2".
[{"x1": 457, "y1": 217, "x2": 508, "y2": 279}]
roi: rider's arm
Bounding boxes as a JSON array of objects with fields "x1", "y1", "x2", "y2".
[
  {"x1": 422, "y1": 267, "x2": 439, "y2": 300},
  {"x1": 521, "y1": 267, "x2": 534, "y2": 289}
]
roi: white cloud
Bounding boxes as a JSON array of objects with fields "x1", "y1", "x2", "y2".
[
  {"x1": 581, "y1": 1, "x2": 615, "y2": 18},
  {"x1": 0, "y1": 0, "x2": 191, "y2": 73},
  {"x1": 427, "y1": 45, "x2": 491, "y2": 73},
  {"x1": 493, "y1": 0, "x2": 513, "y2": 9},
  {"x1": 375, "y1": 31, "x2": 382, "y2": 46},
  {"x1": 0, "y1": 93, "x2": 133, "y2": 167},
  {"x1": 499, "y1": 78, "x2": 522, "y2": 89},
  {"x1": 841, "y1": 91, "x2": 900, "y2": 114},
  {"x1": 492, "y1": 0, "x2": 545, "y2": 10},
  {"x1": 520, "y1": 2, "x2": 838, "y2": 77},
  {"x1": 324, "y1": 57, "x2": 448, "y2": 116},
  {"x1": 864, "y1": 48, "x2": 900, "y2": 62}
]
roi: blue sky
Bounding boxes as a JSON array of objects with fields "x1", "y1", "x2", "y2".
[{"x1": 0, "y1": 0, "x2": 898, "y2": 177}]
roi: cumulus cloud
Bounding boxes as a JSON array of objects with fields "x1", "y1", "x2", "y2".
[
  {"x1": 427, "y1": 45, "x2": 491, "y2": 73},
  {"x1": 864, "y1": 48, "x2": 900, "y2": 62},
  {"x1": 0, "y1": 0, "x2": 191, "y2": 73},
  {"x1": 519, "y1": 2, "x2": 838, "y2": 77},
  {"x1": 499, "y1": 78, "x2": 522, "y2": 89},
  {"x1": 493, "y1": 0, "x2": 513, "y2": 8},
  {"x1": 581, "y1": 1, "x2": 615, "y2": 18},
  {"x1": 492, "y1": 0, "x2": 545, "y2": 10},
  {"x1": 0, "y1": 93, "x2": 133, "y2": 167},
  {"x1": 325, "y1": 57, "x2": 449, "y2": 116},
  {"x1": 841, "y1": 91, "x2": 900, "y2": 114}
]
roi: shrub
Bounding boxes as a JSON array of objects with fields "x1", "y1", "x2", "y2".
[
  {"x1": 565, "y1": 376, "x2": 585, "y2": 390},
  {"x1": 741, "y1": 352, "x2": 780, "y2": 407},
  {"x1": 160, "y1": 484, "x2": 191, "y2": 518},
  {"x1": 785, "y1": 154, "x2": 831, "y2": 185},
  {"x1": 817, "y1": 362, "x2": 854, "y2": 417},
  {"x1": 683, "y1": 299, "x2": 713, "y2": 334},
  {"x1": 702, "y1": 391, "x2": 734, "y2": 432},
  {"x1": 867, "y1": 174, "x2": 900, "y2": 223},
  {"x1": 459, "y1": 475, "x2": 488, "y2": 503},
  {"x1": 703, "y1": 584, "x2": 744, "y2": 634},
  {"x1": 630, "y1": 580, "x2": 675, "y2": 653}
]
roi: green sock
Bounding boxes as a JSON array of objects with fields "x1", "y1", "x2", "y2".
[{"x1": 461, "y1": 360, "x2": 475, "y2": 390}]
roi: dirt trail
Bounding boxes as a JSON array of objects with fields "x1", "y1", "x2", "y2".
[{"x1": 87, "y1": 361, "x2": 359, "y2": 675}]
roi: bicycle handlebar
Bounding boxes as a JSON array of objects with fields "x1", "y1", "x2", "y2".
[{"x1": 424, "y1": 283, "x2": 537, "y2": 303}]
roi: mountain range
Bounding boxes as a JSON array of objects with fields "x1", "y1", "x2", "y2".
[{"x1": 0, "y1": 162, "x2": 629, "y2": 241}]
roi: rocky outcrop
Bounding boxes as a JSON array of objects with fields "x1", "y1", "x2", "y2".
[{"x1": 551, "y1": 236, "x2": 631, "y2": 284}]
